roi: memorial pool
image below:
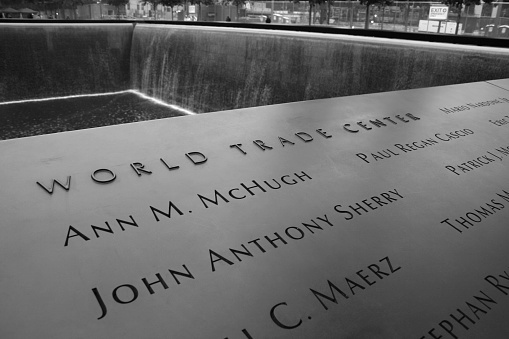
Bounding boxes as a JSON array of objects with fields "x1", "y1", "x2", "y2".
[{"x1": 0, "y1": 90, "x2": 189, "y2": 140}]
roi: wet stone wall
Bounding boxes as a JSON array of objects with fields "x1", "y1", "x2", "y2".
[
  {"x1": 1, "y1": 22, "x2": 509, "y2": 114},
  {"x1": 0, "y1": 23, "x2": 132, "y2": 102},
  {"x1": 130, "y1": 25, "x2": 509, "y2": 113}
]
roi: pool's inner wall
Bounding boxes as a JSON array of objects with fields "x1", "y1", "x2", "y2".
[
  {"x1": 2, "y1": 23, "x2": 509, "y2": 113},
  {"x1": 0, "y1": 23, "x2": 132, "y2": 102}
]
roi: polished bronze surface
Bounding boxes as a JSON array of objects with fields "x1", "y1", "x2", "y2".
[{"x1": 1, "y1": 81, "x2": 509, "y2": 338}]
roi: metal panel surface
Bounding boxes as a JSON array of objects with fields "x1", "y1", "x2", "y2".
[
  {"x1": 488, "y1": 78, "x2": 509, "y2": 91},
  {"x1": 1, "y1": 81, "x2": 509, "y2": 339}
]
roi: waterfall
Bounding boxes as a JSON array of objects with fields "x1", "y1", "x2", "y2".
[
  {"x1": 130, "y1": 24, "x2": 509, "y2": 114},
  {"x1": 2, "y1": 22, "x2": 509, "y2": 114}
]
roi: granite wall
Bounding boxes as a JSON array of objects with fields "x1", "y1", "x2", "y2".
[
  {"x1": 1, "y1": 22, "x2": 509, "y2": 113},
  {"x1": 130, "y1": 24, "x2": 509, "y2": 113},
  {"x1": 0, "y1": 23, "x2": 132, "y2": 102}
]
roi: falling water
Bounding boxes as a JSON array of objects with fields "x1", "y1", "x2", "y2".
[
  {"x1": 130, "y1": 24, "x2": 509, "y2": 113},
  {"x1": 1, "y1": 22, "x2": 509, "y2": 138}
]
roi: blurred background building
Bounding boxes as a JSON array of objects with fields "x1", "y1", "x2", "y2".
[{"x1": 0, "y1": 0, "x2": 508, "y2": 37}]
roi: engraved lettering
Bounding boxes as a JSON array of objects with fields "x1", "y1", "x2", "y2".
[
  {"x1": 92, "y1": 287, "x2": 108, "y2": 320},
  {"x1": 37, "y1": 176, "x2": 71, "y2": 194},
  {"x1": 295, "y1": 132, "x2": 313, "y2": 142},
  {"x1": 91, "y1": 169, "x2": 116, "y2": 184},
  {"x1": 186, "y1": 151, "x2": 208, "y2": 165},
  {"x1": 130, "y1": 162, "x2": 152, "y2": 176},
  {"x1": 253, "y1": 140, "x2": 273, "y2": 151},
  {"x1": 230, "y1": 143, "x2": 247, "y2": 155},
  {"x1": 270, "y1": 302, "x2": 302, "y2": 329},
  {"x1": 150, "y1": 201, "x2": 184, "y2": 221},
  {"x1": 64, "y1": 225, "x2": 90, "y2": 247}
]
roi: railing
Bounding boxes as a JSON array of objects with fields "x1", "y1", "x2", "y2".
[
  {"x1": 2, "y1": 1, "x2": 508, "y2": 39},
  {"x1": 243, "y1": 1, "x2": 509, "y2": 38}
]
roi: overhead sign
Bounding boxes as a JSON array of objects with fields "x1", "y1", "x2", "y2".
[
  {"x1": 1, "y1": 80, "x2": 509, "y2": 338},
  {"x1": 429, "y1": 5, "x2": 449, "y2": 20}
]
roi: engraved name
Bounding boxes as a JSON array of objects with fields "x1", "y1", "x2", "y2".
[
  {"x1": 438, "y1": 97, "x2": 509, "y2": 114},
  {"x1": 445, "y1": 145, "x2": 509, "y2": 176},
  {"x1": 419, "y1": 265, "x2": 509, "y2": 339},
  {"x1": 440, "y1": 189, "x2": 509, "y2": 234},
  {"x1": 356, "y1": 129, "x2": 474, "y2": 164}
]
